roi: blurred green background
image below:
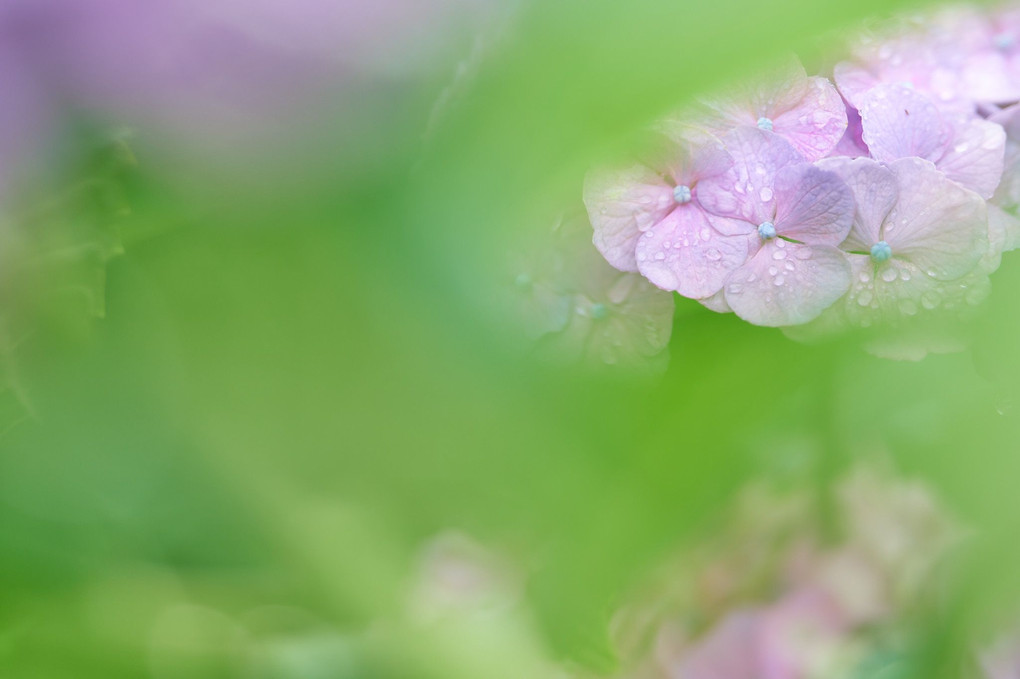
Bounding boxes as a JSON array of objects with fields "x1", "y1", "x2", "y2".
[{"x1": 4, "y1": 0, "x2": 1020, "y2": 677}]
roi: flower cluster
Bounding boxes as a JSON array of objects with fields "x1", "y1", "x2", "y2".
[
  {"x1": 606, "y1": 464, "x2": 965, "y2": 679},
  {"x1": 585, "y1": 5, "x2": 1020, "y2": 336}
]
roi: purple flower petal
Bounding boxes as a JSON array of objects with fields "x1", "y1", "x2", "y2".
[
  {"x1": 583, "y1": 164, "x2": 675, "y2": 271},
  {"x1": 724, "y1": 241, "x2": 851, "y2": 326},
  {"x1": 883, "y1": 157, "x2": 987, "y2": 281},
  {"x1": 770, "y1": 76, "x2": 848, "y2": 161},
  {"x1": 859, "y1": 84, "x2": 951, "y2": 163},
  {"x1": 634, "y1": 206, "x2": 752, "y2": 298},
  {"x1": 816, "y1": 156, "x2": 899, "y2": 252},
  {"x1": 773, "y1": 164, "x2": 853, "y2": 246},
  {"x1": 936, "y1": 117, "x2": 1006, "y2": 199},
  {"x1": 696, "y1": 127, "x2": 804, "y2": 225}
]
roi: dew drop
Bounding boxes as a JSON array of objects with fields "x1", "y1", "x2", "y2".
[
  {"x1": 760, "y1": 187, "x2": 774, "y2": 202},
  {"x1": 654, "y1": 252, "x2": 666, "y2": 261},
  {"x1": 921, "y1": 291, "x2": 940, "y2": 309},
  {"x1": 772, "y1": 248, "x2": 787, "y2": 260},
  {"x1": 898, "y1": 299, "x2": 918, "y2": 315},
  {"x1": 700, "y1": 228, "x2": 713, "y2": 241},
  {"x1": 706, "y1": 248, "x2": 722, "y2": 261},
  {"x1": 768, "y1": 265, "x2": 779, "y2": 276},
  {"x1": 857, "y1": 290, "x2": 873, "y2": 306},
  {"x1": 785, "y1": 261, "x2": 796, "y2": 271},
  {"x1": 900, "y1": 269, "x2": 911, "y2": 281},
  {"x1": 881, "y1": 266, "x2": 899, "y2": 282},
  {"x1": 774, "y1": 275, "x2": 785, "y2": 286}
]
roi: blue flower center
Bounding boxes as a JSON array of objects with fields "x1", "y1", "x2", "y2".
[
  {"x1": 590, "y1": 303, "x2": 609, "y2": 320},
  {"x1": 673, "y1": 184, "x2": 692, "y2": 204},
  {"x1": 758, "y1": 221, "x2": 776, "y2": 240},
  {"x1": 870, "y1": 241, "x2": 892, "y2": 263},
  {"x1": 757, "y1": 117, "x2": 774, "y2": 131}
]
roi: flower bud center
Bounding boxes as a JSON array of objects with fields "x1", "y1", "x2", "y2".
[
  {"x1": 870, "y1": 240, "x2": 893, "y2": 263},
  {"x1": 673, "y1": 184, "x2": 692, "y2": 204}
]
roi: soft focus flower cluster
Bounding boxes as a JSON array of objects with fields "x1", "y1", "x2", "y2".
[
  {"x1": 585, "y1": 4, "x2": 1020, "y2": 342},
  {"x1": 504, "y1": 213, "x2": 674, "y2": 372},
  {"x1": 605, "y1": 464, "x2": 965, "y2": 679}
]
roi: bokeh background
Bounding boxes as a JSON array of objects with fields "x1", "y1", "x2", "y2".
[{"x1": 3, "y1": 0, "x2": 1020, "y2": 677}]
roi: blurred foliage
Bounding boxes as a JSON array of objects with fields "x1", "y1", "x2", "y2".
[{"x1": 3, "y1": 0, "x2": 1020, "y2": 677}]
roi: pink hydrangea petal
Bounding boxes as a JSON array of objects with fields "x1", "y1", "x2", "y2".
[
  {"x1": 827, "y1": 100, "x2": 869, "y2": 158},
  {"x1": 859, "y1": 84, "x2": 951, "y2": 163},
  {"x1": 772, "y1": 164, "x2": 853, "y2": 246},
  {"x1": 634, "y1": 206, "x2": 752, "y2": 298},
  {"x1": 696, "y1": 58, "x2": 812, "y2": 130},
  {"x1": 833, "y1": 61, "x2": 878, "y2": 109},
  {"x1": 696, "y1": 127, "x2": 804, "y2": 224},
  {"x1": 770, "y1": 77, "x2": 848, "y2": 161},
  {"x1": 640, "y1": 133, "x2": 732, "y2": 188},
  {"x1": 816, "y1": 156, "x2": 899, "y2": 251},
  {"x1": 724, "y1": 241, "x2": 851, "y2": 327},
  {"x1": 583, "y1": 164, "x2": 675, "y2": 271},
  {"x1": 699, "y1": 288, "x2": 732, "y2": 313},
  {"x1": 936, "y1": 117, "x2": 1005, "y2": 199},
  {"x1": 883, "y1": 157, "x2": 988, "y2": 281}
]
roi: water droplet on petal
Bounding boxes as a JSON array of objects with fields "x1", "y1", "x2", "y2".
[
  {"x1": 921, "y1": 291, "x2": 941, "y2": 309},
  {"x1": 857, "y1": 290, "x2": 873, "y2": 306},
  {"x1": 881, "y1": 267, "x2": 898, "y2": 282},
  {"x1": 774, "y1": 275, "x2": 785, "y2": 286},
  {"x1": 772, "y1": 248, "x2": 787, "y2": 260},
  {"x1": 768, "y1": 265, "x2": 779, "y2": 276},
  {"x1": 759, "y1": 187, "x2": 774, "y2": 202},
  {"x1": 706, "y1": 248, "x2": 722, "y2": 261}
]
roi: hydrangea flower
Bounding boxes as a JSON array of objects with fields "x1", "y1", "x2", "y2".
[
  {"x1": 605, "y1": 463, "x2": 962, "y2": 679},
  {"x1": 505, "y1": 214, "x2": 675, "y2": 371},
  {"x1": 583, "y1": 132, "x2": 737, "y2": 297},
  {"x1": 693, "y1": 58, "x2": 848, "y2": 162},
  {"x1": 696, "y1": 127, "x2": 855, "y2": 326},
  {"x1": 806, "y1": 156, "x2": 988, "y2": 329}
]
